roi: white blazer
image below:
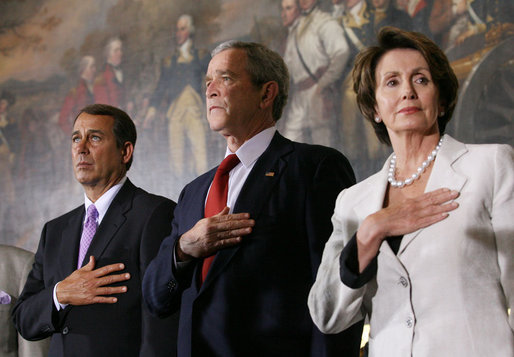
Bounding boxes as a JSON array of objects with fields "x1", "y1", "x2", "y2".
[{"x1": 309, "y1": 135, "x2": 514, "y2": 356}]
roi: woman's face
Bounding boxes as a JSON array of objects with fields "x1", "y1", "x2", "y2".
[{"x1": 374, "y1": 48, "x2": 442, "y2": 140}]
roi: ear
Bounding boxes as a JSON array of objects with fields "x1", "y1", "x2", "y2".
[
  {"x1": 259, "y1": 81, "x2": 279, "y2": 110},
  {"x1": 120, "y1": 141, "x2": 134, "y2": 165}
]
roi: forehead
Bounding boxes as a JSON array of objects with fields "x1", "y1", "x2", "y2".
[
  {"x1": 207, "y1": 48, "x2": 248, "y2": 77},
  {"x1": 177, "y1": 18, "x2": 189, "y2": 29},
  {"x1": 376, "y1": 48, "x2": 429, "y2": 74},
  {"x1": 74, "y1": 113, "x2": 115, "y2": 132},
  {"x1": 109, "y1": 41, "x2": 122, "y2": 53},
  {"x1": 282, "y1": 0, "x2": 297, "y2": 8}
]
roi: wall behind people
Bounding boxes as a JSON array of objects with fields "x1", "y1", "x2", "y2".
[{"x1": 0, "y1": 0, "x2": 512, "y2": 251}]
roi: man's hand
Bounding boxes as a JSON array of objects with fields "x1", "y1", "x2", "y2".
[
  {"x1": 56, "y1": 256, "x2": 130, "y2": 305},
  {"x1": 176, "y1": 207, "x2": 255, "y2": 262}
]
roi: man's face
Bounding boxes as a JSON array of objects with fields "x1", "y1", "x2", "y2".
[
  {"x1": 299, "y1": 0, "x2": 316, "y2": 11},
  {"x1": 82, "y1": 59, "x2": 96, "y2": 83},
  {"x1": 0, "y1": 99, "x2": 8, "y2": 114},
  {"x1": 71, "y1": 113, "x2": 130, "y2": 189},
  {"x1": 344, "y1": 0, "x2": 361, "y2": 8},
  {"x1": 108, "y1": 42, "x2": 123, "y2": 67},
  {"x1": 205, "y1": 49, "x2": 264, "y2": 139},
  {"x1": 281, "y1": 0, "x2": 300, "y2": 27},
  {"x1": 372, "y1": 0, "x2": 389, "y2": 9},
  {"x1": 176, "y1": 18, "x2": 190, "y2": 46}
]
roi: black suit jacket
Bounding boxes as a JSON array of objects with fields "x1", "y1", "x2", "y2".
[
  {"x1": 12, "y1": 179, "x2": 178, "y2": 357},
  {"x1": 143, "y1": 133, "x2": 363, "y2": 357}
]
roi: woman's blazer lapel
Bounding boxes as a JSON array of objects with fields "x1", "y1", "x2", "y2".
[{"x1": 399, "y1": 135, "x2": 469, "y2": 254}]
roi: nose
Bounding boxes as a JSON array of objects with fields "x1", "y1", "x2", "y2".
[
  {"x1": 74, "y1": 138, "x2": 89, "y2": 154},
  {"x1": 402, "y1": 82, "x2": 417, "y2": 100},
  {"x1": 206, "y1": 80, "x2": 219, "y2": 98}
]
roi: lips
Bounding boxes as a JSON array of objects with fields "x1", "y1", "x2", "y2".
[
  {"x1": 76, "y1": 161, "x2": 93, "y2": 169},
  {"x1": 209, "y1": 105, "x2": 224, "y2": 113},
  {"x1": 398, "y1": 106, "x2": 421, "y2": 115}
]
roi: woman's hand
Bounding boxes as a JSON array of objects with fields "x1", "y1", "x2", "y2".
[{"x1": 356, "y1": 188, "x2": 459, "y2": 272}]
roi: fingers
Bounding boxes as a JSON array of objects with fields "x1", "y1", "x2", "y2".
[
  {"x1": 96, "y1": 272, "x2": 131, "y2": 287},
  {"x1": 213, "y1": 236, "x2": 242, "y2": 250},
  {"x1": 180, "y1": 212, "x2": 254, "y2": 258},
  {"x1": 80, "y1": 256, "x2": 95, "y2": 271},
  {"x1": 214, "y1": 208, "x2": 251, "y2": 221},
  {"x1": 419, "y1": 188, "x2": 459, "y2": 205},
  {"x1": 91, "y1": 262, "x2": 126, "y2": 278}
]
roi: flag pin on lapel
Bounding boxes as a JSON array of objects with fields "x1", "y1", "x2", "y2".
[{"x1": 265, "y1": 172, "x2": 275, "y2": 177}]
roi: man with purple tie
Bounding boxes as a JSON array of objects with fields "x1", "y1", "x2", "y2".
[{"x1": 12, "y1": 104, "x2": 178, "y2": 356}]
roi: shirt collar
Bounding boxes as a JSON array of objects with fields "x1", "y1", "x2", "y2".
[
  {"x1": 84, "y1": 176, "x2": 127, "y2": 224},
  {"x1": 225, "y1": 127, "x2": 276, "y2": 169}
]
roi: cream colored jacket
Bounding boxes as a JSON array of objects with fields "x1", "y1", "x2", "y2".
[
  {"x1": 309, "y1": 135, "x2": 514, "y2": 356},
  {"x1": 0, "y1": 245, "x2": 49, "y2": 357}
]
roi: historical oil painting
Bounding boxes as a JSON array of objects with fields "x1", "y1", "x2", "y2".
[{"x1": 0, "y1": 0, "x2": 512, "y2": 250}]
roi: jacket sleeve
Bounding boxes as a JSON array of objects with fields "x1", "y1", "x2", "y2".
[
  {"x1": 12, "y1": 224, "x2": 61, "y2": 341},
  {"x1": 142, "y1": 189, "x2": 196, "y2": 318},
  {"x1": 16, "y1": 252, "x2": 51, "y2": 356},
  {"x1": 138, "y1": 198, "x2": 180, "y2": 356},
  {"x1": 306, "y1": 149, "x2": 363, "y2": 356},
  {"x1": 308, "y1": 187, "x2": 371, "y2": 335},
  {"x1": 491, "y1": 144, "x2": 514, "y2": 330}
]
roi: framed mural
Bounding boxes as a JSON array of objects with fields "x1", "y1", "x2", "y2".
[{"x1": 0, "y1": 0, "x2": 512, "y2": 251}]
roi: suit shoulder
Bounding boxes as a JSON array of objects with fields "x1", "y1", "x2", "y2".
[
  {"x1": 132, "y1": 186, "x2": 176, "y2": 209},
  {"x1": 292, "y1": 140, "x2": 349, "y2": 161}
]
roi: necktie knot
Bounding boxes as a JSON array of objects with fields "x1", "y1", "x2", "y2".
[
  {"x1": 218, "y1": 154, "x2": 240, "y2": 175},
  {"x1": 77, "y1": 204, "x2": 98, "y2": 268},
  {"x1": 87, "y1": 204, "x2": 99, "y2": 221}
]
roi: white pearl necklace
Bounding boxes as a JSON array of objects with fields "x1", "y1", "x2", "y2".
[{"x1": 388, "y1": 137, "x2": 443, "y2": 188}]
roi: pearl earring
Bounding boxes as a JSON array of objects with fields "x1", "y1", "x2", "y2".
[
  {"x1": 439, "y1": 111, "x2": 445, "y2": 117},
  {"x1": 374, "y1": 116, "x2": 381, "y2": 123}
]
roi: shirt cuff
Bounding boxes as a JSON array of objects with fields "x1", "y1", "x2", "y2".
[
  {"x1": 173, "y1": 244, "x2": 194, "y2": 272},
  {"x1": 53, "y1": 282, "x2": 68, "y2": 311},
  {"x1": 339, "y1": 233, "x2": 378, "y2": 289}
]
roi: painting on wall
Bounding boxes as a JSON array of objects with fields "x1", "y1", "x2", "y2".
[{"x1": 0, "y1": 0, "x2": 512, "y2": 251}]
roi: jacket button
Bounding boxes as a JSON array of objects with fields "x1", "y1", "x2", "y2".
[
  {"x1": 167, "y1": 280, "x2": 177, "y2": 292},
  {"x1": 399, "y1": 277, "x2": 408, "y2": 288},
  {"x1": 62, "y1": 327, "x2": 69, "y2": 335},
  {"x1": 406, "y1": 317, "x2": 413, "y2": 328}
]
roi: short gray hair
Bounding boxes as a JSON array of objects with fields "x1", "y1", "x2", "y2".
[{"x1": 211, "y1": 41, "x2": 289, "y2": 121}]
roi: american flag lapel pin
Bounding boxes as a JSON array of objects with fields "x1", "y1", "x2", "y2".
[{"x1": 265, "y1": 171, "x2": 275, "y2": 177}]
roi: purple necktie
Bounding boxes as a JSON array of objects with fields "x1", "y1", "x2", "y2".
[{"x1": 77, "y1": 204, "x2": 98, "y2": 269}]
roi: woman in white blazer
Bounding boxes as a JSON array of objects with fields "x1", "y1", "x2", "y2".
[{"x1": 308, "y1": 27, "x2": 513, "y2": 356}]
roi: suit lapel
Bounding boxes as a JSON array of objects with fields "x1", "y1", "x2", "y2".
[
  {"x1": 352, "y1": 160, "x2": 403, "y2": 259},
  {"x1": 59, "y1": 207, "x2": 84, "y2": 277},
  {"x1": 354, "y1": 160, "x2": 390, "y2": 221},
  {"x1": 200, "y1": 133, "x2": 293, "y2": 292},
  {"x1": 399, "y1": 135, "x2": 468, "y2": 253},
  {"x1": 85, "y1": 180, "x2": 135, "y2": 264}
]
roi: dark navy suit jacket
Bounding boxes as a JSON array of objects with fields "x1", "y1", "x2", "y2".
[
  {"x1": 13, "y1": 180, "x2": 178, "y2": 357},
  {"x1": 143, "y1": 132, "x2": 363, "y2": 357}
]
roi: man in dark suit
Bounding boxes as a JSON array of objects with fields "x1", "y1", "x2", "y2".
[
  {"x1": 143, "y1": 41, "x2": 363, "y2": 356},
  {"x1": 12, "y1": 104, "x2": 178, "y2": 356}
]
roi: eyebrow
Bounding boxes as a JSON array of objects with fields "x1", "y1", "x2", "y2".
[
  {"x1": 206, "y1": 69, "x2": 238, "y2": 81},
  {"x1": 71, "y1": 129, "x2": 105, "y2": 137},
  {"x1": 382, "y1": 67, "x2": 430, "y2": 77}
]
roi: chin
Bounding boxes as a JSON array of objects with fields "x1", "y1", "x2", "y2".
[{"x1": 207, "y1": 117, "x2": 226, "y2": 132}]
